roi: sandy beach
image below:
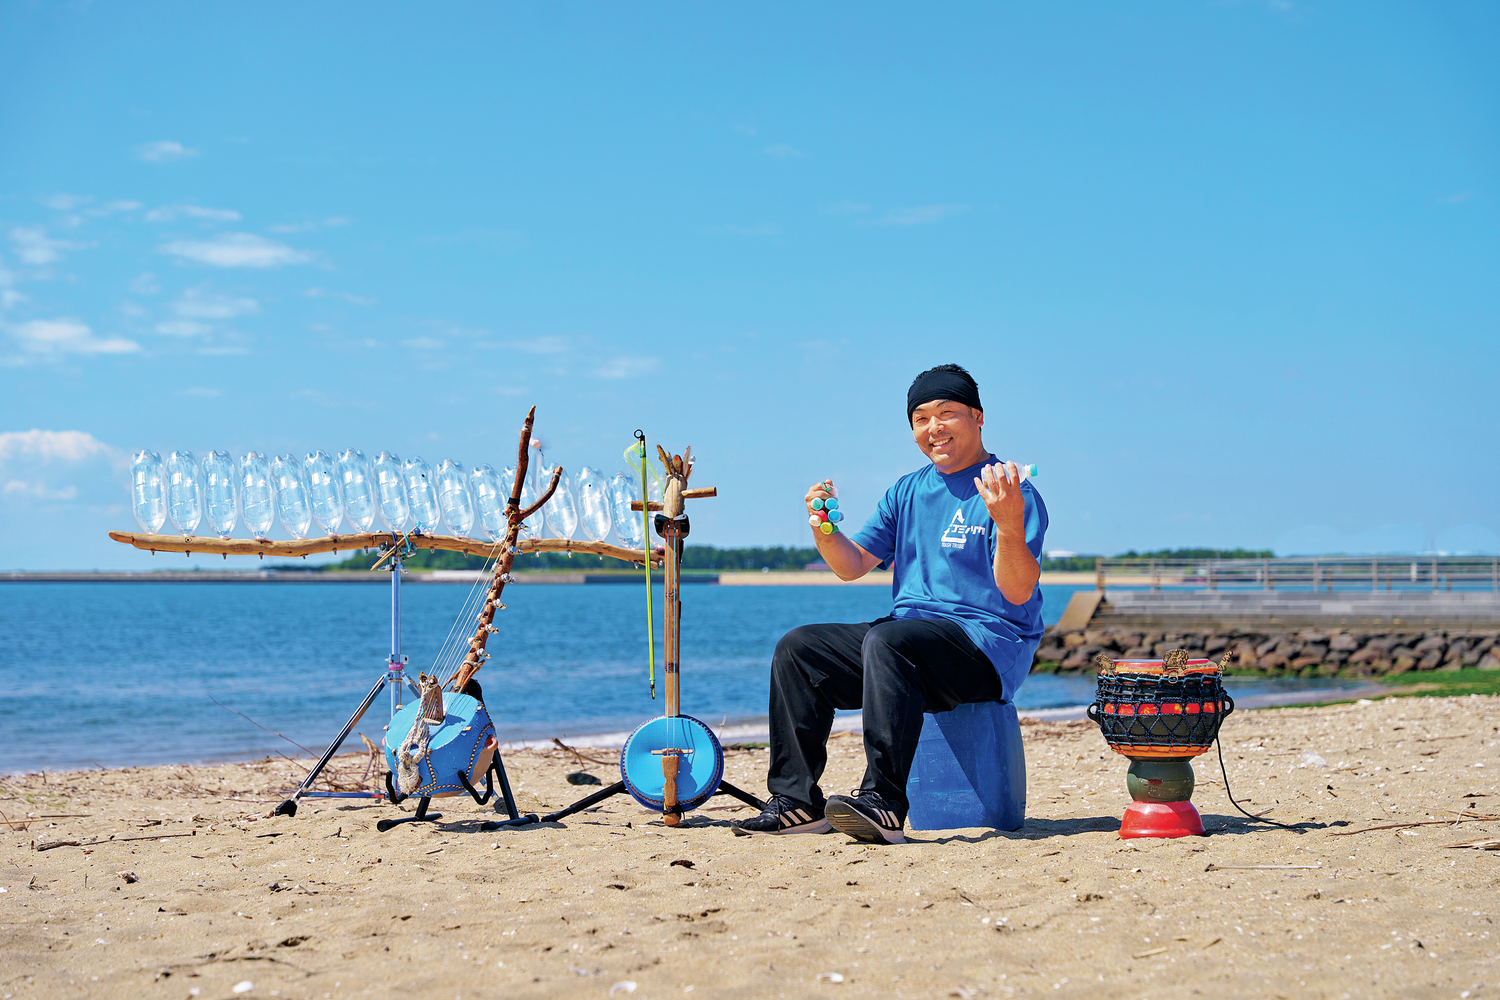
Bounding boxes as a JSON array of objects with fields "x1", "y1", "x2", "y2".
[{"x1": 3, "y1": 694, "x2": 1497, "y2": 1000}]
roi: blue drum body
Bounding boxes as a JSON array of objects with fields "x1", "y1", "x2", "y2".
[
  {"x1": 383, "y1": 693, "x2": 496, "y2": 799},
  {"x1": 620, "y1": 714, "x2": 724, "y2": 812}
]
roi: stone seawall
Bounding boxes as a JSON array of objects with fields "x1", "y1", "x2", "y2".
[{"x1": 1032, "y1": 624, "x2": 1500, "y2": 676}]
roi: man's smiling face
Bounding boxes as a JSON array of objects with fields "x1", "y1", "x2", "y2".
[{"x1": 910, "y1": 399, "x2": 986, "y2": 473}]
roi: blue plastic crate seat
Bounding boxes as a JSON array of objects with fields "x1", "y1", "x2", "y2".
[{"x1": 906, "y1": 700, "x2": 1027, "y2": 831}]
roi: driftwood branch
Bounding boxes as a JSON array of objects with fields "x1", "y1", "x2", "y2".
[
  {"x1": 451, "y1": 405, "x2": 539, "y2": 694},
  {"x1": 108, "y1": 531, "x2": 657, "y2": 565},
  {"x1": 518, "y1": 465, "x2": 563, "y2": 522}
]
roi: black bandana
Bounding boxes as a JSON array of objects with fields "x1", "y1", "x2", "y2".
[{"x1": 906, "y1": 368, "x2": 983, "y2": 424}]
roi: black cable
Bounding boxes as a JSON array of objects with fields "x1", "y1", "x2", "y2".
[{"x1": 1215, "y1": 737, "x2": 1300, "y2": 830}]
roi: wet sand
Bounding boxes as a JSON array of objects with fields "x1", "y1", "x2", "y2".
[{"x1": 2, "y1": 694, "x2": 1497, "y2": 999}]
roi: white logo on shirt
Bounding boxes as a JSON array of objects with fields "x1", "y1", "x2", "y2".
[{"x1": 941, "y1": 506, "x2": 986, "y2": 549}]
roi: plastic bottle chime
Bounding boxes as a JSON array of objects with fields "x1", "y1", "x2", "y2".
[
  {"x1": 129, "y1": 444, "x2": 658, "y2": 551},
  {"x1": 809, "y1": 481, "x2": 843, "y2": 535}
]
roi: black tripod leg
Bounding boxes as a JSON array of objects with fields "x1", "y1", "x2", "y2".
[
  {"x1": 474, "y1": 752, "x2": 539, "y2": 830},
  {"x1": 539, "y1": 780, "x2": 627, "y2": 824},
  {"x1": 274, "y1": 671, "x2": 388, "y2": 817},
  {"x1": 376, "y1": 796, "x2": 442, "y2": 832},
  {"x1": 714, "y1": 780, "x2": 766, "y2": 811},
  {"x1": 457, "y1": 765, "x2": 495, "y2": 805}
]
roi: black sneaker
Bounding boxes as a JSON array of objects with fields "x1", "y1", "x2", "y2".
[
  {"x1": 730, "y1": 795, "x2": 832, "y2": 836},
  {"x1": 825, "y1": 792, "x2": 906, "y2": 844}
]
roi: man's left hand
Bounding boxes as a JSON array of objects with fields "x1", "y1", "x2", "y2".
[{"x1": 974, "y1": 461, "x2": 1026, "y2": 536}]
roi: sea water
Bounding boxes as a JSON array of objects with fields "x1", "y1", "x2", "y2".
[{"x1": 0, "y1": 582, "x2": 1369, "y2": 772}]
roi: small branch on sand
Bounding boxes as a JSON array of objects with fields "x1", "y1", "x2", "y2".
[
  {"x1": 551, "y1": 737, "x2": 619, "y2": 767},
  {"x1": 1329, "y1": 816, "x2": 1500, "y2": 837}
]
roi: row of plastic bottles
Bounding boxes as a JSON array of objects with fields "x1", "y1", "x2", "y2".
[{"x1": 131, "y1": 449, "x2": 658, "y2": 548}]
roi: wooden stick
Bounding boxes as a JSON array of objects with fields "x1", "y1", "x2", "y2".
[
  {"x1": 107, "y1": 530, "x2": 658, "y2": 566},
  {"x1": 630, "y1": 487, "x2": 717, "y2": 511}
]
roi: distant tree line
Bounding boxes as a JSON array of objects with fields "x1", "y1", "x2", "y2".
[
  {"x1": 322, "y1": 545, "x2": 822, "y2": 573},
  {"x1": 323, "y1": 544, "x2": 1276, "y2": 574}
]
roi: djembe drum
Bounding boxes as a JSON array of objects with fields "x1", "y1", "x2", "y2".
[{"x1": 1086, "y1": 650, "x2": 1233, "y2": 838}]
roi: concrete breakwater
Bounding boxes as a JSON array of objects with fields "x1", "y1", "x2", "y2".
[
  {"x1": 1036, "y1": 589, "x2": 1500, "y2": 676},
  {"x1": 1032, "y1": 623, "x2": 1500, "y2": 676}
]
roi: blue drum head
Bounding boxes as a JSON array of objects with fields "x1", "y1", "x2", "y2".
[
  {"x1": 382, "y1": 692, "x2": 495, "y2": 799},
  {"x1": 620, "y1": 715, "x2": 725, "y2": 813}
]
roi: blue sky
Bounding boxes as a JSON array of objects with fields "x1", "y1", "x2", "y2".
[{"x1": 1, "y1": 2, "x2": 1495, "y2": 570}]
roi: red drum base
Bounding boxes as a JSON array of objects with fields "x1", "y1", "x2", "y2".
[{"x1": 1120, "y1": 800, "x2": 1204, "y2": 839}]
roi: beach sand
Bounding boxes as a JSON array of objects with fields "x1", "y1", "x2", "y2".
[{"x1": 3, "y1": 695, "x2": 1497, "y2": 1000}]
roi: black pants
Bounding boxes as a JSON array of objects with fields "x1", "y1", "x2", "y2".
[{"x1": 767, "y1": 616, "x2": 1005, "y2": 818}]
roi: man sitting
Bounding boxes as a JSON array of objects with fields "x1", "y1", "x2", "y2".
[{"x1": 733, "y1": 364, "x2": 1048, "y2": 844}]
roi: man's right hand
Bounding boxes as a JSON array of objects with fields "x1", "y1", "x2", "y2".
[
  {"x1": 803, "y1": 479, "x2": 881, "y2": 580},
  {"x1": 804, "y1": 479, "x2": 837, "y2": 517}
]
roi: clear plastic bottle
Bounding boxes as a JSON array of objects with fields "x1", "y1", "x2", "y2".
[
  {"x1": 271, "y1": 454, "x2": 313, "y2": 540},
  {"x1": 305, "y1": 450, "x2": 344, "y2": 536},
  {"x1": 336, "y1": 449, "x2": 377, "y2": 532},
  {"x1": 541, "y1": 465, "x2": 579, "y2": 540},
  {"x1": 575, "y1": 466, "x2": 613, "y2": 542},
  {"x1": 403, "y1": 456, "x2": 441, "y2": 531},
  {"x1": 165, "y1": 450, "x2": 203, "y2": 536},
  {"x1": 506, "y1": 464, "x2": 538, "y2": 541},
  {"x1": 202, "y1": 450, "x2": 239, "y2": 538},
  {"x1": 470, "y1": 464, "x2": 507, "y2": 541},
  {"x1": 372, "y1": 452, "x2": 410, "y2": 531},
  {"x1": 130, "y1": 450, "x2": 167, "y2": 534},
  {"x1": 608, "y1": 472, "x2": 644, "y2": 547},
  {"x1": 436, "y1": 459, "x2": 475, "y2": 537},
  {"x1": 239, "y1": 452, "x2": 276, "y2": 539}
]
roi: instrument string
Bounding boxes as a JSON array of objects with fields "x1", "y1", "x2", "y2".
[{"x1": 433, "y1": 541, "x2": 504, "y2": 689}]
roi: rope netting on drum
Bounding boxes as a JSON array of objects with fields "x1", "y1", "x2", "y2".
[{"x1": 1087, "y1": 673, "x2": 1231, "y2": 753}]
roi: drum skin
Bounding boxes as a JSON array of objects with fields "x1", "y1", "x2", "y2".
[
  {"x1": 383, "y1": 693, "x2": 497, "y2": 799},
  {"x1": 620, "y1": 714, "x2": 725, "y2": 812}
]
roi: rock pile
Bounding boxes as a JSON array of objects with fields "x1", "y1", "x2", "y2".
[{"x1": 1031, "y1": 626, "x2": 1500, "y2": 677}]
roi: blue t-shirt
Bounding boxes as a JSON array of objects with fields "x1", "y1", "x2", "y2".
[{"x1": 849, "y1": 455, "x2": 1048, "y2": 700}]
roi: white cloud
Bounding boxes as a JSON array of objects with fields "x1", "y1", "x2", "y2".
[
  {"x1": 94, "y1": 200, "x2": 143, "y2": 216},
  {"x1": 145, "y1": 204, "x2": 242, "y2": 223},
  {"x1": 44, "y1": 194, "x2": 89, "y2": 211},
  {"x1": 155, "y1": 319, "x2": 211, "y2": 337},
  {"x1": 305, "y1": 286, "x2": 375, "y2": 306},
  {"x1": 197, "y1": 345, "x2": 250, "y2": 356},
  {"x1": 128, "y1": 273, "x2": 161, "y2": 295},
  {"x1": 825, "y1": 201, "x2": 871, "y2": 215},
  {"x1": 494, "y1": 336, "x2": 569, "y2": 355},
  {"x1": 135, "y1": 140, "x2": 198, "y2": 163},
  {"x1": 880, "y1": 204, "x2": 970, "y2": 226},
  {"x1": 171, "y1": 285, "x2": 259, "y2": 320},
  {"x1": 592, "y1": 356, "x2": 660, "y2": 379},
  {"x1": 763, "y1": 143, "x2": 804, "y2": 160},
  {"x1": 10, "y1": 226, "x2": 90, "y2": 266},
  {"x1": 159, "y1": 233, "x2": 312, "y2": 269},
  {"x1": 0, "y1": 429, "x2": 115, "y2": 462},
  {"x1": 2, "y1": 479, "x2": 78, "y2": 500},
  {"x1": 401, "y1": 337, "x2": 444, "y2": 351},
  {"x1": 8, "y1": 319, "x2": 141, "y2": 359}
]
